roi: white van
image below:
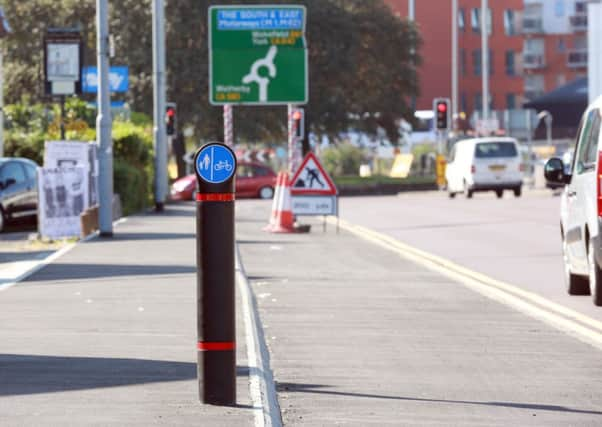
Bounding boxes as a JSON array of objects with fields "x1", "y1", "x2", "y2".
[
  {"x1": 445, "y1": 137, "x2": 523, "y2": 198},
  {"x1": 545, "y1": 96, "x2": 602, "y2": 306}
]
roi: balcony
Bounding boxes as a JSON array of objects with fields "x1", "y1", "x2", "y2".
[
  {"x1": 569, "y1": 13, "x2": 588, "y2": 32},
  {"x1": 524, "y1": 88, "x2": 545, "y2": 101},
  {"x1": 523, "y1": 16, "x2": 544, "y2": 34},
  {"x1": 523, "y1": 52, "x2": 546, "y2": 70},
  {"x1": 567, "y1": 49, "x2": 587, "y2": 68}
]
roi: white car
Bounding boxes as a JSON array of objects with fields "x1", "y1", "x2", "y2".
[
  {"x1": 445, "y1": 137, "x2": 523, "y2": 199},
  {"x1": 545, "y1": 97, "x2": 602, "y2": 306}
]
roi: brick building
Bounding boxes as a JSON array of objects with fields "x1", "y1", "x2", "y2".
[
  {"x1": 522, "y1": 0, "x2": 588, "y2": 100},
  {"x1": 385, "y1": 0, "x2": 523, "y2": 118}
]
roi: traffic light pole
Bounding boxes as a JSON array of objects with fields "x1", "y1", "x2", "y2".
[{"x1": 152, "y1": 0, "x2": 167, "y2": 212}]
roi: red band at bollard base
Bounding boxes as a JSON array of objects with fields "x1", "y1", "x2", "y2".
[
  {"x1": 197, "y1": 341, "x2": 236, "y2": 351},
  {"x1": 196, "y1": 193, "x2": 235, "y2": 202}
]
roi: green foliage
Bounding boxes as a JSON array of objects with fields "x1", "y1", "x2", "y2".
[
  {"x1": 2, "y1": 0, "x2": 420, "y2": 144},
  {"x1": 113, "y1": 158, "x2": 149, "y2": 216},
  {"x1": 321, "y1": 144, "x2": 366, "y2": 177},
  {"x1": 110, "y1": 120, "x2": 154, "y2": 215},
  {"x1": 4, "y1": 131, "x2": 46, "y2": 164},
  {"x1": 3, "y1": 96, "x2": 154, "y2": 216}
]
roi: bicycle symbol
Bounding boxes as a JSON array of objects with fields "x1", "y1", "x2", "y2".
[{"x1": 214, "y1": 160, "x2": 233, "y2": 172}]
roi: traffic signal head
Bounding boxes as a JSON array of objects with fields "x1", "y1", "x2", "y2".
[
  {"x1": 292, "y1": 108, "x2": 305, "y2": 139},
  {"x1": 434, "y1": 98, "x2": 450, "y2": 131},
  {"x1": 165, "y1": 103, "x2": 176, "y2": 136}
]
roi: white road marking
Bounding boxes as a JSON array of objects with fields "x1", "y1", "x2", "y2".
[
  {"x1": 236, "y1": 245, "x2": 282, "y2": 427},
  {"x1": 333, "y1": 218, "x2": 602, "y2": 351}
]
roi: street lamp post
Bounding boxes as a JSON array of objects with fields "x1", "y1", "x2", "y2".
[
  {"x1": 481, "y1": 0, "x2": 490, "y2": 122},
  {"x1": 96, "y1": 0, "x2": 113, "y2": 237}
]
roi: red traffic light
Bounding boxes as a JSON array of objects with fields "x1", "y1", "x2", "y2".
[
  {"x1": 166, "y1": 107, "x2": 175, "y2": 117},
  {"x1": 437, "y1": 103, "x2": 447, "y2": 113},
  {"x1": 292, "y1": 110, "x2": 302, "y2": 120}
]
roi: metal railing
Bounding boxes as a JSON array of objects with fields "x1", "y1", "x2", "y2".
[
  {"x1": 567, "y1": 49, "x2": 587, "y2": 68},
  {"x1": 522, "y1": 16, "x2": 544, "y2": 33},
  {"x1": 569, "y1": 13, "x2": 587, "y2": 32},
  {"x1": 523, "y1": 52, "x2": 546, "y2": 69}
]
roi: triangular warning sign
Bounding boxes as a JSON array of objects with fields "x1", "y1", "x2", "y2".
[{"x1": 290, "y1": 153, "x2": 338, "y2": 196}]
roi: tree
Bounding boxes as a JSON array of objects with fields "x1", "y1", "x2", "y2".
[{"x1": 2, "y1": 0, "x2": 420, "y2": 144}]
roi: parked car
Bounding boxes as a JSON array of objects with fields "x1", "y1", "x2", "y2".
[
  {"x1": 0, "y1": 157, "x2": 38, "y2": 232},
  {"x1": 445, "y1": 137, "x2": 523, "y2": 199},
  {"x1": 170, "y1": 160, "x2": 277, "y2": 201},
  {"x1": 545, "y1": 98, "x2": 602, "y2": 306}
]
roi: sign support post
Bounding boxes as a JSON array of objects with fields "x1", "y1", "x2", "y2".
[
  {"x1": 194, "y1": 142, "x2": 238, "y2": 406},
  {"x1": 223, "y1": 105, "x2": 233, "y2": 147}
]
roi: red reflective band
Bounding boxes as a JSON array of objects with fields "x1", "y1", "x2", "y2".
[
  {"x1": 197, "y1": 341, "x2": 236, "y2": 351},
  {"x1": 196, "y1": 193, "x2": 235, "y2": 202}
]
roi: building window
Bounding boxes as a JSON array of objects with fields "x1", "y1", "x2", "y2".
[
  {"x1": 504, "y1": 10, "x2": 516, "y2": 35},
  {"x1": 474, "y1": 93, "x2": 482, "y2": 112},
  {"x1": 506, "y1": 94, "x2": 516, "y2": 110},
  {"x1": 473, "y1": 49, "x2": 481, "y2": 76},
  {"x1": 557, "y1": 38, "x2": 566, "y2": 52},
  {"x1": 460, "y1": 49, "x2": 466, "y2": 76},
  {"x1": 555, "y1": 0, "x2": 565, "y2": 17},
  {"x1": 525, "y1": 74, "x2": 545, "y2": 99},
  {"x1": 471, "y1": 8, "x2": 492, "y2": 34},
  {"x1": 505, "y1": 51, "x2": 516, "y2": 76},
  {"x1": 471, "y1": 8, "x2": 480, "y2": 33},
  {"x1": 473, "y1": 49, "x2": 494, "y2": 76},
  {"x1": 458, "y1": 8, "x2": 465, "y2": 32}
]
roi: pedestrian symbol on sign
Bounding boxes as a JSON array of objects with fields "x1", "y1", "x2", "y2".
[{"x1": 195, "y1": 144, "x2": 237, "y2": 184}]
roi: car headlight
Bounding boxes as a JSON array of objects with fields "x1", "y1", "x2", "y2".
[{"x1": 172, "y1": 181, "x2": 194, "y2": 192}]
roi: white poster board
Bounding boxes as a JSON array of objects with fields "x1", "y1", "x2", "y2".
[
  {"x1": 38, "y1": 167, "x2": 89, "y2": 239},
  {"x1": 44, "y1": 141, "x2": 98, "y2": 206},
  {"x1": 46, "y1": 43, "x2": 80, "y2": 82}
]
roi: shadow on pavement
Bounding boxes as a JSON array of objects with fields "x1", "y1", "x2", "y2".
[
  {"x1": 24, "y1": 263, "x2": 195, "y2": 282},
  {"x1": 86, "y1": 232, "x2": 195, "y2": 242},
  {"x1": 0, "y1": 354, "x2": 250, "y2": 396},
  {"x1": 276, "y1": 382, "x2": 602, "y2": 416},
  {"x1": 0, "y1": 251, "x2": 54, "y2": 263}
]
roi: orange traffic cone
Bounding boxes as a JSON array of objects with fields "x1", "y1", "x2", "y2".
[
  {"x1": 265, "y1": 172, "x2": 284, "y2": 231},
  {"x1": 266, "y1": 172, "x2": 296, "y2": 233}
]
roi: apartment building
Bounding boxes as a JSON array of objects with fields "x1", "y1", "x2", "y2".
[
  {"x1": 385, "y1": 0, "x2": 523, "y2": 118},
  {"x1": 523, "y1": 0, "x2": 588, "y2": 100}
]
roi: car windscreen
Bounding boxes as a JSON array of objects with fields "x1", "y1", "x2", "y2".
[{"x1": 474, "y1": 142, "x2": 518, "y2": 158}]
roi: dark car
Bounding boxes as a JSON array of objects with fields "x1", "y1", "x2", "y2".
[
  {"x1": 170, "y1": 160, "x2": 277, "y2": 201},
  {"x1": 0, "y1": 157, "x2": 38, "y2": 232}
]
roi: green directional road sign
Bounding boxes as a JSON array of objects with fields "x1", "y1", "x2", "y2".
[{"x1": 209, "y1": 5, "x2": 308, "y2": 105}]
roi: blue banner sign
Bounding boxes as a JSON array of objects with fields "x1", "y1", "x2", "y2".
[{"x1": 82, "y1": 66, "x2": 129, "y2": 93}]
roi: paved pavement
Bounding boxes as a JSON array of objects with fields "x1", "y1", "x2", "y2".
[
  {"x1": 236, "y1": 200, "x2": 602, "y2": 426},
  {"x1": 1, "y1": 199, "x2": 602, "y2": 426},
  {"x1": 0, "y1": 204, "x2": 254, "y2": 426}
]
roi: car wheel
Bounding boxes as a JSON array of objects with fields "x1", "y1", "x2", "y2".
[
  {"x1": 563, "y1": 237, "x2": 589, "y2": 295},
  {"x1": 514, "y1": 186, "x2": 522, "y2": 197},
  {"x1": 495, "y1": 190, "x2": 503, "y2": 199},
  {"x1": 587, "y1": 239, "x2": 602, "y2": 306},
  {"x1": 448, "y1": 191, "x2": 456, "y2": 199},
  {"x1": 258, "y1": 186, "x2": 275, "y2": 199},
  {"x1": 463, "y1": 181, "x2": 473, "y2": 199}
]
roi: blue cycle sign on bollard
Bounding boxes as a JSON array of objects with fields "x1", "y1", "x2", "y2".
[{"x1": 196, "y1": 144, "x2": 237, "y2": 184}]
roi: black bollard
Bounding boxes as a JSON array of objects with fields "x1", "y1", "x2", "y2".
[{"x1": 194, "y1": 142, "x2": 237, "y2": 406}]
